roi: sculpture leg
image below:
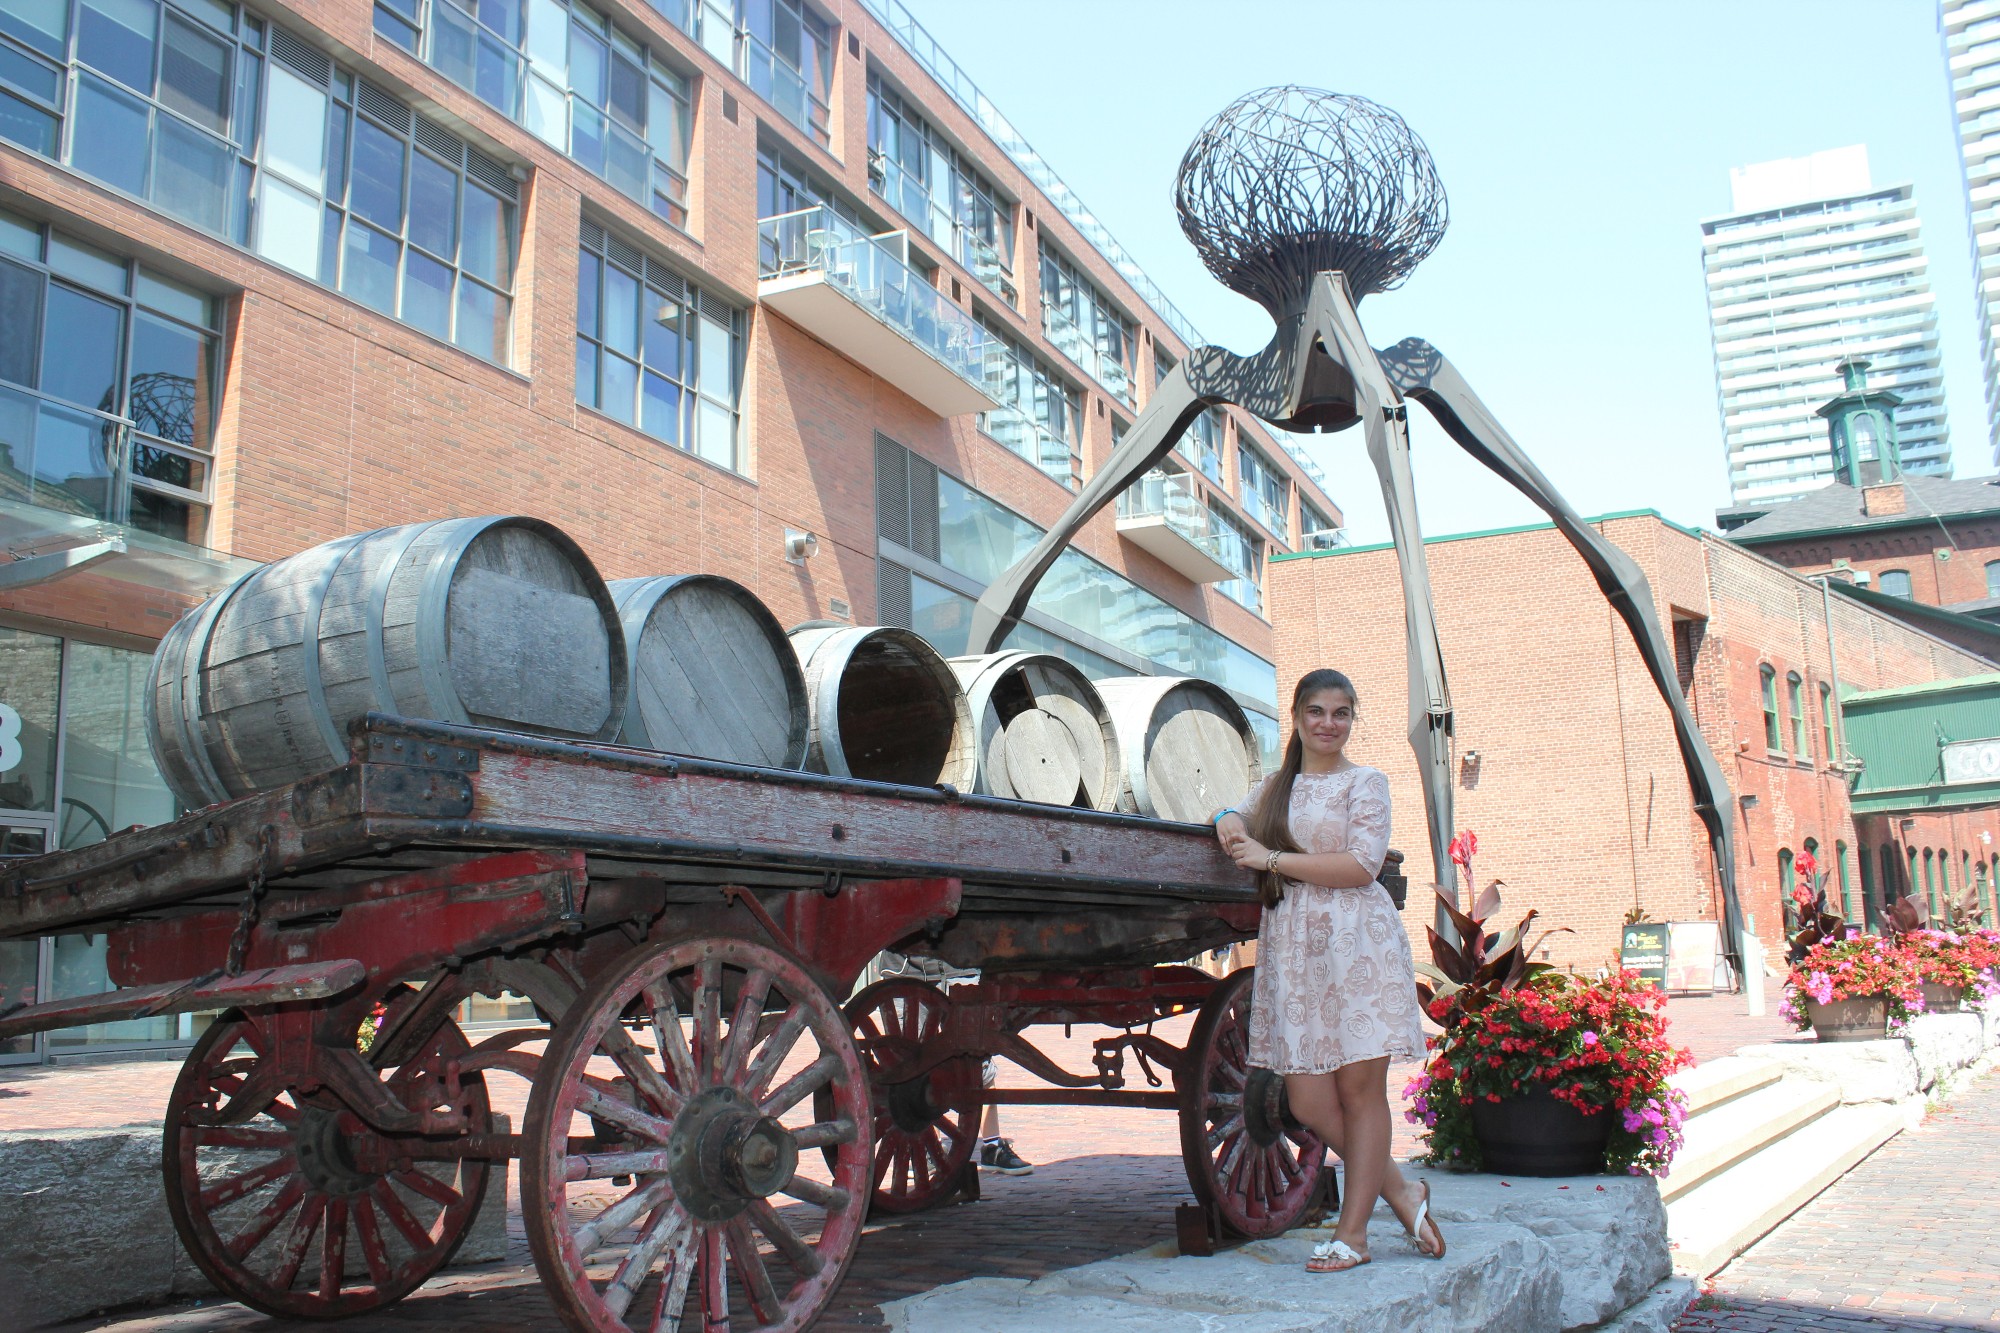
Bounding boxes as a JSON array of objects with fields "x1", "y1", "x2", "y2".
[
  {"x1": 967, "y1": 367, "x2": 1212, "y2": 655},
  {"x1": 1309, "y1": 277, "x2": 1460, "y2": 940},
  {"x1": 1378, "y1": 337, "x2": 1744, "y2": 977}
]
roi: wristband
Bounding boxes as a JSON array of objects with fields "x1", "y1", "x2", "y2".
[
  {"x1": 1266, "y1": 849, "x2": 1282, "y2": 873},
  {"x1": 1211, "y1": 807, "x2": 1237, "y2": 825}
]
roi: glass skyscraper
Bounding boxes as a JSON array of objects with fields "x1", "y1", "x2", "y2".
[{"x1": 1943, "y1": 0, "x2": 2000, "y2": 464}]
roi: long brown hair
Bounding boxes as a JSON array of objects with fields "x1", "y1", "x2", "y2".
[{"x1": 1250, "y1": 668, "x2": 1357, "y2": 908}]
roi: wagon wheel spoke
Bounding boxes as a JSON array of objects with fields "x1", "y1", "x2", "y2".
[
  {"x1": 746, "y1": 1196, "x2": 824, "y2": 1277},
  {"x1": 350, "y1": 1194, "x2": 395, "y2": 1289},
  {"x1": 268, "y1": 1193, "x2": 326, "y2": 1292},
  {"x1": 650, "y1": 1224, "x2": 699, "y2": 1333},
  {"x1": 603, "y1": 1202, "x2": 691, "y2": 1318},
  {"x1": 317, "y1": 1197, "x2": 348, "y2": 1302},
  {"x1": 841, "y1": 977, "x2": 979, "y2": 1215},
  {"x1": 792, "y1": 1116, "x2": 858, "y2": 1150},
  {"x1": 760, "y1": 1051, "x2": 841, "y2": 1118},
  {"x1": 719, "y1": 967, "x2": 774, "y2": 1081},
  {"x1": 644, "y1": 982, "x2": 701, "y2": 1093},
  {"x1": 601, "y1": 1022, "x2": 683, "y2": 1119},
  {"x1": 743, "y1": 1005, "x2": 811, "y2": 1100},
  {"x1": 726, "y1": 1216, "x2": 785, "y2": 1324},
  {"x1": 574, "y1": 1175, "x2": 674, "y2": 1257},
  {"x1": 694, "y1": 957, "x2": 722, "y2": 1083},
  {"x1": 225, "y1": 1178, "x2": 307, "y2": 1261}
]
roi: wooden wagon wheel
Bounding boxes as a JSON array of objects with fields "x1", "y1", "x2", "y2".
[
  {"x1": 161, "y1": 989, "x2": 491, "y2": 1319},
  {"x1": 817, "y1": 977, "x2": 980, "y2": 1214},
  {"x1": 1176, "y1": 967, "x2": 1326, "y2": 1238},
  {"x1": 523, "y1": 936, "x2": 872, "y2": 1333}
]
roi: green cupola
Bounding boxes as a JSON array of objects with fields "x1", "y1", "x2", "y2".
[{"x1": 1817, "y1": 356, "x2": 1902, "y2": 487}]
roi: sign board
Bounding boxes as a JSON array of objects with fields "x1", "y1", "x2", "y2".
[
  {"x1": 1941, "y1": 737, "x2": 2000, "y2": 786},
  {"x1": 1619, "y1": 922, "x2": 1668, "y2": 987},
  {"x1": 1664, "y1": 921, "x2": 1721, "y2": 994}
]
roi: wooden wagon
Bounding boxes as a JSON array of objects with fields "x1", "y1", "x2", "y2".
[{"x1": 0, "y1": 712, "x2": 1399, "y2": 1332}]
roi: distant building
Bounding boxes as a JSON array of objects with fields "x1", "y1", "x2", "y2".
[
  {"x1": 1721, "y1": 357, "x2": 2000, "y2": 638},
  {"x1": 1702, "y1": 146, "x2": 1949, "y2": 509},
  {"x1": 1941, "y1": 0, "x2": 2000, "y2": 464}
]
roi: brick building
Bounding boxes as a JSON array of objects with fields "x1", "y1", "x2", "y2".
[
  {"x1": 1267, "y1": 511, "x2": 2000, "y2": 975},
  {"x1": 0, "y1": 0, "x2": 1343, "y2": 1061}
]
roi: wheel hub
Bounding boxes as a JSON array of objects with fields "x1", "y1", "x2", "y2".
[
  {"x1": 667, "y1": 1086, "x2": 800, "y2": 1223},
  {"x1": 293, "y1": 1107, "x2": 377, "y2": 1196},
  {"x1": 883, "y1": 1069, "x2": 943, "y2": 1134},
  {"x1": 1241, "y1": 1068, "x2": 1290, "y2": 1148}
]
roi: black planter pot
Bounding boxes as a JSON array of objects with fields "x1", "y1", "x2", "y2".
[
  {"x1": 1469, "y1": 1085, "x2": 1610, "y2": 1177},
  {"x1": 1919, "y1": 982, "x2": 1964, "y2": 1014},
  {"x1": 1804, "y1": 995, "x2": 1890, "y2": 1042}
]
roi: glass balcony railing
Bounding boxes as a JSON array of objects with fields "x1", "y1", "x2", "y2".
[
  {"x1": 1116, "y1": 471, "x2": 1228, "y2": 560},
  {"x1": 739, "y1": 28, "x2": 831, "y2": 148},
  {"x1": 869, "y1": 156, "x2": 1016, "y2": 305},
  {"x1": 759, "y1": 205, "x2": 993, "y2": 392},
  {"x1": 982, "y1": 407, "x2": 1073, "y2": 485},
  {"x1": 1041, "y1": 301, "x2": 1135, "y2": 408},
  {"x1": 1242, "y1": 488, "x2": 1290, "y2": 544}
]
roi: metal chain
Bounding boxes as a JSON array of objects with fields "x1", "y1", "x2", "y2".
[{"x1": 224, "y1": 824, "x2": 279, "y2": 976}]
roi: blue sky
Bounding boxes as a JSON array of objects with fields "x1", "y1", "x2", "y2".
[{"x1": 896, "y1": 0, "x2": 1982, "y2": 546}]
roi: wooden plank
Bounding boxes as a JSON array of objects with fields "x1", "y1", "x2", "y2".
[{"x1": 0, "y1": 960, "x2": 366, "y2": 1040}]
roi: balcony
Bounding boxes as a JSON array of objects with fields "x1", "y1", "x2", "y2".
[
  {"x1": 0, "y1": 383, "x2": 253, "y2": 597},
  {"x1": 758, "y1": 207, "x2": 1000, "y2": 418},
  {"x1": 1041, "y1": 301, "x2": 1135, "y2": 408},
  {"x1": 1115, "y1": 471, "x2": 1237, "y2": 583}
]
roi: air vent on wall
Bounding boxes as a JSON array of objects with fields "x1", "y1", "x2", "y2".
[
  {"x1": 356, "y1": 79, "x2": 413, "y2": 133},
  {"x1": 606, "y1": 232, "x2": 644, "y2": 275},
  {"x1": 581, "y1": 219, "x2": 606, "y2": 249},
  {"x1": 464, "y1": 147, "x2": 518, "y2": 200},
  {"x1": 723, "y1": 92, "x2": 738, "y2": 123},
  {"x1": 412, "y1": 117, "x2": 462, "y2": 162},
  {"x1": 877, "y1": 558, "x2": 913, "y2": 629},
  {"x1": 907, "y1": 453, "x2": 939, "y2": 560},
  {"x1": 875, "y1": 435, "x2": 911, "y2": 548},
  {"x1": 268, "y1": 26, "x2": 329, "y2": 83}
]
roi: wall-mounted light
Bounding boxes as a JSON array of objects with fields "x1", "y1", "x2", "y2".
[{"x1": 784, "y1": 528, "x2": 819, "y2": 565}]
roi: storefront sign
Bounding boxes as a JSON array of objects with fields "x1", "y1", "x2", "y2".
[
  {"x1": 1665, "y1": 921, "x2": 1721, "y2": 993},
  {"x1": 1619, "y1": 922, "x2": 1668, "y2": 987},
  {"x1": 1941, "y1": 736, "x2": 2000, "y2": 785}
]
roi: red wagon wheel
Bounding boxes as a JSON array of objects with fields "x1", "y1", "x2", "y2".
[
  {"x1": 1177, "y1": 966, "x2": 1326, "y2": 1238},
  {"x1": 523, "y1": 936, "x2": 872, "y2": 1333},
  {"x1": 825, "y1": 977, "x2": 979, "y2": 1214},
  {"x1": 161, "y1": 991, "x2": 491, "y2": 1318}
]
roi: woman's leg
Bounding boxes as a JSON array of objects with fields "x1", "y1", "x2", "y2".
[
  {"x1": 1328, "y1": 1057, "x2": 1399, "y2": 1254},
  {"x1": 1288, "y1": 1066, "x2": 1438, "y2": 1254}
]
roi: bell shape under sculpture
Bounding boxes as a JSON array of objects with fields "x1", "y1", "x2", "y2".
[{"x1": 1175, "y1": 86, "x2": 1448, "y2": 317}]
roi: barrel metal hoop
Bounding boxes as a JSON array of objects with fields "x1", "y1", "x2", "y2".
[
  {"x1": 171, "y1": 567, "x2": 259, "y2": 807},
  {"x1": 363, "y1": 521, "x2": 433, "y2": 720},
  {"x1": 609, "y1": 575, "x2": 671, "y2": 749},
  {"x1": 413, "y1": 516, "x2": 483, "y2": 727},
  {"x1": 804, "y1": 629, "x2": 862, "y2": 778},
  {"x1": 297, "y1": 532, "x2": 366, "y2": 765}
]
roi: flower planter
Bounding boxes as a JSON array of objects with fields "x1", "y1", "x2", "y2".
[
  {"x1": 1919, "y1": 982, "x2": 1964, "y2": 1014},
  {"x1": 1804, "y1": 995, "x2": 1890, "y2": 1042},
  {"x1": 1469, "y1": 1085, "x2": 1610, "y2": 1176}
]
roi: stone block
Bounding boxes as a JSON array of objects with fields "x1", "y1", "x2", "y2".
[
  {"x1": 884, "y1": 1223, "x2": 1564, "y2": 1333},
  {"x1": 1732, "y1": 1038, "x2": 1919, "y2": 1103},
  {"x1": 1905, "y1": 1014, "x2": 1983, "y2": 1089},
  {"x1": 1418, "y1": 1169, "x2": 1669, "y2": 1330},
  {"x1": 0, "y1": 1128, "x2": 180, "y2": 1329},
  {"x1": 1588, "y1": 1276, "x2": 1697, "y2": 1332}
]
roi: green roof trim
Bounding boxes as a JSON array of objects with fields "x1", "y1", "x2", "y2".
[
  {"x1": 1843, "y1": 671, "x2": 2000, "y2": 706},
  {"x1": 1270, "y1": 509, "x2": 1704, "y2": 562},
  {"x1": 1828, "y1": 582, "x2": 2000, "y2": 653}
]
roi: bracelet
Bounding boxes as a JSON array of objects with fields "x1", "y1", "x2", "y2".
[
  {"x1": 1265, "y1": 849, "x2": 1282, "y2": 873},
  {"x1": 1211, "y1": 807, "x2": 1236, "y2": 825}
]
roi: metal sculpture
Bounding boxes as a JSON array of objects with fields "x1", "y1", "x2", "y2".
[{"x1": 968, "y1": 87, "x2": 1744, "y2": 970}]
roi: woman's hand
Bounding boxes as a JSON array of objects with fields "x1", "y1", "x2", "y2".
[
  {"x1": 1214, "y1": 811, "x2": 1247, "y2": 851},
  {"x1": 1227, "y1": 833, "x2": 1270, "y2": 871}
]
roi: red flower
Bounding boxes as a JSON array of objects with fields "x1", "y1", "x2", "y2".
[
  {"x1": 1448, "y1": 830, "x2": 1479, "y2": 867},
  {"x1": 1795, "y1": 851, "x2": 1817, "y2": 880}
]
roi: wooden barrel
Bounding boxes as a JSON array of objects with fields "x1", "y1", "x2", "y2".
[
  {"x1": 788, "y1": 625, "x2": 976, "y2": 788},
  {"x1": 147, "y1": 516, "x2": 626, "y2": 808},
  {"x1": 1094, "y1": 676, "x2": 1261, "y2": 822},
  {"x1": 609, "y1": 575, "x2": 808, "y2": 770},
  {"x1": 949, "y1": 652, "x2": 1120, "y2": 810}
]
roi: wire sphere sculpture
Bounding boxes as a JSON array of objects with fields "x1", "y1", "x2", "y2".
[{"x1": 1176, "y1": 87, "x2": 1448, "y2": 315}]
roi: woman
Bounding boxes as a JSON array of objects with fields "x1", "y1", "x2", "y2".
[{"x1": 1215, "y1": 668, "x2": 1443, "y2": 1273}]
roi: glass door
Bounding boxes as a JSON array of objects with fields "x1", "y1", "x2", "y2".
[{"x1": 0, "y1": 819, "x2": 49, "y2": 1064}]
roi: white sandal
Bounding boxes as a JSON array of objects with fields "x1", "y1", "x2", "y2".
[
  {"x1": 1306, "y1": 1238, "x2": 1370, "y2": 1272},
  {"x1": 1405, "y1": 1180, "x2": 1447, "y2": 1259}
]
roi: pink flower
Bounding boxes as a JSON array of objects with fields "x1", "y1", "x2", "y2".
[
  {"x1": 1581, "y1": 1031, "x2": 1599, "y2": 1047},
  {"x1": 1448, "y1": 830, "x2": 1478, "y2": 868}
]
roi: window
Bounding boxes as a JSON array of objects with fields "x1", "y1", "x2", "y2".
[
  {"x1": 576, "y1": 219, "x2": 742, "y2": 472},
  {"x1": 1787, "y1": 672, "x2": 1807, "y2": 758},
  {"x1": 1300, "y1": 498, "x2": 1336, "y2": 544},
  {"x1": 1759, "y1": 664, "x2": 1780, "y2": 751},
  {"x1": 0, "y1": 210, "x2": 221, "y2": 544},
  {"x1": 1237, "y1": 441, "x2": 1289, "y2": 543},
  {"x1": 1987, "y1": 559, "x2": 2000, "y2": 599},
  {"x1": 1038, "y1": 242, "x2": 1134, "y2": 406},
  {"x1": 1153, "y1": 345, "x2": 1176, "y2": 392},
  {"x1": 1210, "y1": 501, "x2": 1263, "y2": 616},
  {"x1": 1819, "y1": 682, "x2": 1835, "y2": 765},
  {"x1": 1878, "y1": 568, "x2": 1912, "y2": 598},
  {"x1": 1924, "y1": 849, "x2": 1938, "y2": 920},
  {"x1": 867, "y1": 73, "x2": 1013, "y2": 303},
  {"x1": 734, "y1": 0, "x2": 831, "y2": 144},
  {"x1": 388, "y1": 0, "x2": 691, "y2": 227},
  {"x1": 1178, "y1": 406, "x2": 1224, "y2": 485},
  {"x1": 979, "y1": 317, "x2": 1079, "y2": 487},
  {"x1": 1777, "y1": 848, "x2": 1793, "y2": 915}
]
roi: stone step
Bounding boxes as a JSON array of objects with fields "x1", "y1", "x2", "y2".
[
  {"x1": 1670, "y1": 1055, "x2": 1783, "y2": 1116},
  {"x1": 1661, "y1": 1077, "x2": 1838, "y2": 1202},
  {"x1": 1665, "y1": 1100, "x2": 1905, "y2": 1278}
]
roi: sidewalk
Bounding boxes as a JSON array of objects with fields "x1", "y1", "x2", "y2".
[
  {"x1": 1674, "y1": 1065, "x2": 2000, "y2": 1332},
  {"x1": 5, "y1": 991, "x2": 1793, "y2": 1330}
]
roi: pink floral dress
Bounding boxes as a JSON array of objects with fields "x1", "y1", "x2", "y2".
[{"x1": 1244, "y1": 765, "x2": 1425, "y2": 1074}]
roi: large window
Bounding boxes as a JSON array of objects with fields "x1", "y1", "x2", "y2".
[
  {"x1": 867, "y1": 72, "x2": 1013, "y2": 303},
  {"x1": 1038, "y1": 242, "x2": 1133, "y2": 407},
  {"x1": 1819, "y1": 681, "x2": 1835, "y2": 764},
  {"x1": 0, "y1": 210, "x2": 221, "y2": 544},
  {"x1": 1210, "y1": 500, "x2": 1263, "y2": 615},
  {"x1": 383, "y1": 0, "x2": 691, "y2": 229},
  {"x1": 1988, "y1": 559, "x2": 2000, "y2": 599},
  {"x1": 0, "y1": 6, "x2": 519, "y2": 363},
  {"x1": 731, "y1": 0, "x2": 830, "y2": 146},
  {"x1": 1787, "y1": 671, "x2": 1807, "y2": 758},
  {"x1": 1178, "y1": 406, "x2": 1224, "y2": 485},
  {"x1": 1878, "y1": 568, "x2": 1912, "y2": 598},
  {"x1": 576, "y1": 219, "x2": 743, "y2": 472},
  {"x1": 1237, "y1": 441, "x2": 1289, "y2": 543},
  {"x1": 1759, "y1": 663, "x2": 1780, "y2": 751},
  {"x1": 979, "y1": 317, "x2": 1079, "y2": 487}
]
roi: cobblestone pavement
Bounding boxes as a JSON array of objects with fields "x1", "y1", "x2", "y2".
[
  {"x1": 1674, "y1": 1067, "x2": 2000, "y2": 1333},
  {"x1": 7, "y1": 994, "x2": 1791, "y2": 1330}
]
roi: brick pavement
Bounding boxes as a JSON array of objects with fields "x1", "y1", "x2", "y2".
[
  {"x1": 1674, "y1": 1068, "x2": 2000, "y2": 1333},
  {"x1": 9, "y1": 993, "x2": 1792, "y2": 1330}
]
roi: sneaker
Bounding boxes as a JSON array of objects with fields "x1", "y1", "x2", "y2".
[{"x1": 980, "y1": 1137, "x2": 1033, "y2": 1175}]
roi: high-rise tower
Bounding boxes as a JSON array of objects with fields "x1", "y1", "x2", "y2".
[
  {"x1": 1702, "y1": 146, "x2": 1949, "y2": 511},
  {"x1": 1942, "y1": 0, "x2": 2000, "y2": 464}
]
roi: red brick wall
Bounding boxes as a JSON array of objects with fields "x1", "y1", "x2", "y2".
[
  {"x1": 1268, "y1": 515, "x2": 2000, "y2": 974},
  {"x1": 1745, "y1": 515, "x2": 2000, "y2": 607}
]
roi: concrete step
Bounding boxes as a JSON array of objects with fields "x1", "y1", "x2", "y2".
[
  {"x1": 1671, "y1": 1055, "x2": 1783, "y2": 1117},
  {"x1": 1665, "y1": 1100, "x2": 1905, "y2": 1277},
  {"x1": 1661, "y1": 1077, "x2": 1838, "y2": 1202}
]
